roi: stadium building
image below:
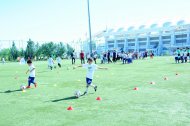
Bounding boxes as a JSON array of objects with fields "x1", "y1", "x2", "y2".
[{"x1": 88, "y1": 20, "x2": 190, "y2": 55}]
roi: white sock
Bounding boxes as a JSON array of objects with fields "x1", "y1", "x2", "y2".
[{"x1": 90, "y1": 84, "x2": 95, "y2": 88}]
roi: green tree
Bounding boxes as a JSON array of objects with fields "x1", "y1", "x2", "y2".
[
  {"x1": 66, "y1": 44, "x2": 74, "y2": 56},
  {"x1": 25, "y1": 39, "x2": 35, "y2": 59},
  {"x1": 0, "y1": 48, "x2": 11, "y2": 61},
  {"x1": 10, "y1": 41, "x2": 18, "y2": 60},
  {"x1": 40, "y1": 42, "x2": 57, "y2": 57},
  {"x1": 56, "y1": 42, "x2": 67, "y2": 57}
]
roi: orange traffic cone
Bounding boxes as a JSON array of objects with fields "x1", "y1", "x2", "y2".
[
  {"x1": 67, "y1": 106, "x2": 73, "y2": 111},
  {"x1": 134, "y1": 87, "x2": 138, "y2": 90},
  {"x1": 96, "y1": 97, "x2": 102, "y2": 101}
]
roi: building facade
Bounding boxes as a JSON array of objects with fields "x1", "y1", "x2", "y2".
[{"x1": 104, "y1": 21, "x2": 190, "y2": 55}]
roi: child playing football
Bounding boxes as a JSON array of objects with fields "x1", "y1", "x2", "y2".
[
  {"x1": 73, "y1": 58, "x2": 108, "y2": 95},
  {"x1": 26, "y1": 60, "x2": 37, "y2": 88}
]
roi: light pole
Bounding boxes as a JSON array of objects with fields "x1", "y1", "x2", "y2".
[{"x1": 87, "y1": 0, "x2": 93, "y2": 56}]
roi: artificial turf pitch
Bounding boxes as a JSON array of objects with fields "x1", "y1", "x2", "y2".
[{"x1": 0, "y1": 57, "x2": 190, "y2": 126}]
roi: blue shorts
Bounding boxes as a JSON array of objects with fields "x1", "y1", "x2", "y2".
[
  {"x1": 28, "y1": 77, "x2": 35, "y2": 85},
  {"x1": 86, "y1": 78, "x2": 92, "y2": 85}
]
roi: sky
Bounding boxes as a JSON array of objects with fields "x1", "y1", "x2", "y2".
[{"x1": 0, "y1": 0, "x2": 190, "y2": 43}]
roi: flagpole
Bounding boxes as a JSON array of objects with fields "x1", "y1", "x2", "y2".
[{"x1": 87, "y1": 0, "x2": 92, "y2": 56}]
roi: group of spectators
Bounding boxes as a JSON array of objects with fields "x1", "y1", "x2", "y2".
[
  {"x1": 69, "y1": 50, "x2": 154, "y2": 65},
  {"x1": 174, "y1": 47, "x2": 190, "y2": 63}
]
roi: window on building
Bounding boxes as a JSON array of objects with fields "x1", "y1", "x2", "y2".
[
  {"x1": 163, "y1": 41, "x2": 171, "y2": 45},
  {"x1": 150, "y1": 37, "x2": 159, "y2": 41},
  {"x1": 138, "y1": 38, "x2": 147, "y2": 41},
  {"x1": 175, "y1": 34, "x2": 187, "y2": 38},
  {"x1": 108, "y1": 45, "x2": 114, "y2": 48},
  {"x1": 139, "y1": 49, "x2": 146, "y2": 52},
  {"x1": 128, "y1": 43, "x2": 135, "y2": 46},
  {"x1": 107, "y1": 41, "x2": 114, "y2": 44},
  {"x1": 127, "y1": 39, "x2": 135, "y2": 42},
  {"x1": 117, "y1": 40, "x2": 125, "y2": 43},
  {"x1": 139, "y1": 42, "x2": 146, "y2": 46},
  {"x1": 150, "y1": 42, "x2": 159, "y2": 46},
  {"x1": 176, "y1": 39, "x2": 187, "y2": 43},
  {"x1": 162, "y1": 36, "x2": 171, "y2": 39},
  {"x1": 118, "y1": 44, "x2": 124, "y2": 48}
]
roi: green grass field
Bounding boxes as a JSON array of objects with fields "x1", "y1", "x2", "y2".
[{"x1": 0, "y1": 57, "x2": 190, "y2": 126}]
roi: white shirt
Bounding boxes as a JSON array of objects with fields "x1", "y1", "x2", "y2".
[
  {"x1": 56, "y1": 57, "x2": 62, "y2": 63},
  {"x1": 93, "y1": 54, "x2": 97, "y2": 58},
  {"x1": 82, "y1": 63, "x2": 98, "y2": 79},
  {"x1": 128, "y1": 53, "x2": 132, "y2": 58},
  {"x1": 48, "y1": 58, "x2": 54, "y2": 66},
  {"x1": 184, "y1": 51, "x2": 187, "y2": 57},
  {"x1": 29, "y1": 65, "x2": 35, "y2": 77},
  {"x1": 122, "y1": 54, "x2": 127, "y2": 59}
]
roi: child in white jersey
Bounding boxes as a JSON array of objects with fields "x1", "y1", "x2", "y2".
[
  {"x1": 56, "y1": 56, "x2": 62, "y2": 68},
  {"x1": 74, "y1": 58, "x2": 108, "y2": 95},
  {"x1": 48, "y1": 56, "x2": 54, "y2": 70},
  {"x1": 26, "y1": 60, "x2": 37, "y2": 88}
]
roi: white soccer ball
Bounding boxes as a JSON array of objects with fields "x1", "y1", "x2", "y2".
[
  {"x1": 74, "y1": 90, "x2": 81, "y2": 98},
  {"x1": 20, "y1": 85, "x2": 26, "y2": 90}
]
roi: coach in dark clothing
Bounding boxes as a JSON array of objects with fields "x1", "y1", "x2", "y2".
[
  {"x1": 107, "y1": 51, "x2": 112, "y2": 63},
  {"x1": 113, "y1": 50, "x2": 117, "y2": 63}
]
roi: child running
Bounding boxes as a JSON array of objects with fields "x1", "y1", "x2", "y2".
[
  {"x1": 73, "y1": 58, "x2": 108, "y2": 95},
  {"x1": 26, "y1": 60, "x2": 37, "y2": 88}
]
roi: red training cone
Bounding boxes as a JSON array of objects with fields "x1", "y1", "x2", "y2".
[
  {"x1": 134, "y1": 87, "x2": 138, "y2": 90},
  {"x1": 96, "y1": 97, "x2": 102, "y2": 101},
  {"x1": 67, "y1": 106, "x2": 73, "y2": 111}
]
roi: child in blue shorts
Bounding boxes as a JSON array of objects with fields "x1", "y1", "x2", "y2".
[
  {"x1": 26, "y1": 60, "x2": 37, "y2": 88},
  {"x1": 74, "y1": 58, "x2": 108, "y2": 95}
]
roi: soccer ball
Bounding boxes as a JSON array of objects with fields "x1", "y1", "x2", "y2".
[
  {"x1": 20, "y1": 85, "x2": 26, "y2": 91},
  {"x1": 74, "y1": 90, "x2": 81, "y2": 98}
]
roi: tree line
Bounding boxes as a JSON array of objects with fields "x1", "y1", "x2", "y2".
[{"x1": 0, "y1": 39, "x2": 74, "y2": 61}]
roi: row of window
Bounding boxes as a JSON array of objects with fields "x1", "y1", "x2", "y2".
[
  {"x1": 108, "y1": 39, "x2": 188, "y2": 48},
  {"x1": 107, "y1": 34, "x2": 190, "y2": 44}
]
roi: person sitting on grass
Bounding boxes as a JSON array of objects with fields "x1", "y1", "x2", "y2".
[
  {"x1": 26, "y1": 60, "x2": 37, "y2": 88},
  {"x1": 73, "y1": 58, "x2": 108, "y2": 95}
]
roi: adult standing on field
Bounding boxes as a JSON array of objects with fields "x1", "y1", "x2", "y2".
[
  {"x1": 107, "y1": 51, "x2": 112, "y2": 64},
  {"x1": 80, "y1": 50, "x2": 85, "y2": 64},
  {"x1": 112, "y1": 50, "x2": 117, "y2": 63},
  {"x1": 71, "y1": 50, "x2": 76, "y2": 65}
]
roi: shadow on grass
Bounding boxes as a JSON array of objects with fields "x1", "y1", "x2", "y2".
[
  {"x1": 51, "y1": 93, "x2": 95, "y2": 102},
  {"x1": 51, "y1": 96, "x2": 78, "y2": 102},
  {"x1": 0, "y1": 89, "x2": 21, "y2": 93}
]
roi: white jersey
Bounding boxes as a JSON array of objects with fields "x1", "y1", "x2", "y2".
[
  {"x1": 82, "y1": 63, "x2": 98, "y2": 79},
  {"x1": 2, "y1": 58, "x2": 5, "y2": 62},
  {"x1": 29, "y1": 65, "x2": 35, "y2": 77},
  {"x1": 184, "y1": 51, "x2": 188, "y2": 57},
  {"x1": 128, "y1": 53, "x2": 132, "y2": 58},
  {"x1": 48, "y1": 58, "x2": 54, "y2": 66},
  {"x1": 122, "y1": 53, "x2": 127, "y2": 59},
  {"x1": 56, "y1": 57, "x2": 62, "y2": 63},
  {"x1": 93, "y1": 54, "x2": 98, "y2": 59}
]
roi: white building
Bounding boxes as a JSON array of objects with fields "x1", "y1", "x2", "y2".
[{"x1": 82, "y1": 20, "x2": 190, "y2": 55}]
